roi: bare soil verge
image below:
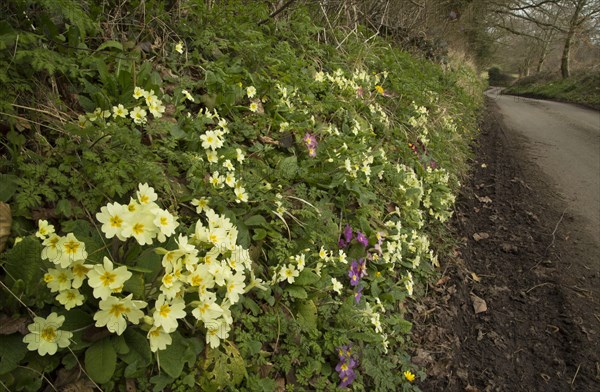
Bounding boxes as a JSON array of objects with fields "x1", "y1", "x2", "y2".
[{"x1": 410, "y1": 99, "x2": 600, "y2": 391}]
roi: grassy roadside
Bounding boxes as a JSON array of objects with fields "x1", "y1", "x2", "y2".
[
  {"x1": 0, "y1": 1, "x2": 484, "y2": 390},
  {"x1": 504, "y1": 71, "x2": 600, "y2": 109}
]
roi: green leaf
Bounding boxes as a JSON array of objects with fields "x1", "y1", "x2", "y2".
[
  {"x1": 3, "y1": 237, "x2": 43, "y2": 288},
  {"x1": 167, "y1": 123, "x2": 188, "y2": 139},
  {"x1": 123, "y1": 272, "x2": 145, "y2": 298},
  {"x1": 286, "y1": 285, "x2": 307, "y2": 299},
  {"x1": 0, "y1": 174, "x2": 18, "y2": 201},
  {"x1": 158, "y1": 331, "x2": 188, "y2": 378},
  {"x1": 296, "y1": 300, "x2": 318, "y2": 332},
  {"x1": 55, "y1": 199, "x2": 73, "y2": 217},
  {"x1": 85, "y1": 338, "x2": 117, "y2": 384},
  {"x1": 244, "y1": 215, "x2": 267, "y2": 227},
  {"x1": 112, "y1": 335, "x2": 130, "y2": 355},
  {"x1": 122, "y1": 329, "x2": 151, "y2": 366},
  {"x1": 150, "y1": 374, "x2": 175, "y2": 392},
  {"x1": 61, "y1": 308, "x2": 93, "y2": 331},
  {"x1": 294, "y1": 269, "x2": 320, "y2": 286},
  {"x1": 278, "y1": 155, "x2": 298, "y2": 179},
  {"x1": 136, "y1": 248, "x2": 162, "y2": 283},
  {"x1": 0, "y1": 334, "x2": 28, "y2": 375},
  {"x1": 252, "y1": 228, "x2": 266, "y2": 241},
  {"x1": 96, "y1": 40, "x2": 123, "y2": 52}
]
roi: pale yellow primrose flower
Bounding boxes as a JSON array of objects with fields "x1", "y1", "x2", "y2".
[
  {"x1": 279, "y1": 264, "x2": 299, "y2": 284},
  {"x1": 23, "y1": 313, "x2": 72, "y2": 356},
  {"x1": 112, "y1": 104, "x2": 129, "y2": 118},
  {"x1": 41, "y1": 234, "x2": 61, "y2": 263},
  {"x1": 133, "y1": 86, "x2": 146, "y2": 99},
  {"x1": 54, "y1": 233, "x2": 88, "y2": 268},
  {"x1": 130, "y1": 106, "x2": 147, "y2": 124},
  {"x1": 191, "y1": 197, "x2": 210, "y2": 213},
  {"x1": 182, "y1": 89, "x2": 195, "y2": 102},
  {"x1": 96, "y1": 202, "x2": 128, "y2": 241},
  {"x1": 331, "y1": 278, "x2": 343, "y2": 294},
  {"x1": 152, "y1": 294, "x2": 186, "y2": 333},
  {"x1": 94, "y1": 294, "x2": 147, "y2": 335},
  {"x1": 175, "y1": 41, "x2": 184, "y2": 54},
  {"x1": 152, "y1": 208, "x2": 179, "y2": 243},
  {"x1": 35, "y1": 219, "x2": 55, "y2": 240},
  {"x1": 246, "y1": 86, "x2": 256, "y2": 98},
  {"x1": 56, "y1": 288, "x2": 84, "y2": 310},
  {"x1": 87, "y1": 257, "x2": 132, "y2": 300},
  {"x1": 147, "y1": 325, "x2": 172, "y2": 352},
  {"x1": 44, "y1": 267, "x2": 73, "y2": 293}
]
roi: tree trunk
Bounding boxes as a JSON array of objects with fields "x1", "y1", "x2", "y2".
[{"x1": 561, "y1": 0, "x2": 586, "y2": 79}]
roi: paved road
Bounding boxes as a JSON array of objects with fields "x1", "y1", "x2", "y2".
[{"x1": 485, "y1": 87, "x2": 600, "y2": 242}]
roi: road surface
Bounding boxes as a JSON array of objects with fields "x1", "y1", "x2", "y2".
[{"x1": 486, "y1": 87, "x2": 600, "y2": 243}]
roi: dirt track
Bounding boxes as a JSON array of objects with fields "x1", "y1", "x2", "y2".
[{"x1": 411, "y1": 97, "x2": 600, "y2": 391}]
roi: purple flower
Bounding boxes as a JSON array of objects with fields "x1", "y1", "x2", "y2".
[
  {"x1": 348, "y1": 269, "x2": 360, "y2": 286},
  {"x1": 343, "y1": 224, "x2": 353, "y2": 244},
  {"x1": 355, "y1": 231, "x2": 368, "y2": 247},
  {"x1": 303, "y1": 133, "x2": 318, "y2": 157},
  {"x1": 357, "y1": 258, "x2": 367, "y2": 278},
  {"x1": 354, "y1": 287, "x2": 363, "y2": 304},
  {"x1": 336, "y1": 344, "x2": 358, "y2": 389},
  {"x1": 303, "y1": 133, "x2": 317, "y2": 148},
  {"x1": 338, "y1": 345, "x2": 352, "y2": 360},
  {"x1": 339, "y1": 371, "x2": 356, "y2": 388}
]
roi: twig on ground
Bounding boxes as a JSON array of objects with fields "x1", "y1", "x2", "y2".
[
  {"x1": 545, "y1": 207, "x2": 567, "y2": 255},
  {"x1": 525, "y1": 282, "x2": 553, "y2": 294},
  {"x1": 571, "y1": 363, "x2": 581, "y2": 386}
]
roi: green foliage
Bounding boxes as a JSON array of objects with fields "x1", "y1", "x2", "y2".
[
  {"x1": 0, "y1": 0, "x2": 484, "y2": 391},
  {"x1": 505, "y1": 71, "x2": 600, "y2": 108},
  {"x1": 85, "y1": 338, "x2": 117, "y2": 384}
]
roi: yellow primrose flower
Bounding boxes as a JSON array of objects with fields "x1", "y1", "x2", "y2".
[
  {"x1": 234, "y1": 186, "x2": 248, "y2": 203},
  {"x1": 23, "y1": 313, "x2": 72, "y2": 356},
  {"x1": 175, "y1": 41, "x2": 184, "y2": 54},
  {"x1": 279, "y1": 264, "x2": 299, "y2": 284},
  {"x1": 130, "y1": 106, "x2": 147, "y2": 124},
  {"x1": 249, "y1": 102, "x2": 258, "y2": 112},
  {"x1": 35, "y1": 219, "x2": 55, "y2": 240},
  {"x1": 133, "y1": 86, "x2": 145, "y2": 100},
  {"x1": 44, "y1": 267, "x2": 73, "y2": 293},
  {"x1": 148, "y1": 326, "x2": 172, "y2": 352},
  {"x1": 191, "y1": 197, "x2": 210, "y2": 213},
  {"x1": 331, "y1": 278, "x2": 342, "y2": 294},
  {"x1": 87, "y1": 257, "x2": 132, "y2": 300},
  {"x1": 54, "y1": 233, "x2": 88, "y2": 268},
  {"x1": 225, "y1": 271, "x2": 246, "y2": 304},
  {"x1": 94, "y1": 294, "x2": 147, "y2": 335},
  {"x1": 112, "y1": 104, "x2": 129, "y2": 118},
  {"x1": 246, "y1": 86, "x2": 256, "y2": 98},
  {"x1": 55, "y1": 288, "x2": 84, "y2": 310},
  {"x1": 96, "y1": 202, "x2": 128, "y2": 240},
  {"x1": 152, "y1": 294, "x2": 187, "y2": 333},
  {"x1": 182, "y1": 89, "x2": 195, "y2": 102}
]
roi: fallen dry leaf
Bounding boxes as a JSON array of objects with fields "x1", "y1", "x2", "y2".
[
  {"x1": 471, "y1": 272, "x2": 481, "y2": 282},
  {"x1": 501, "y1": 243, "x2": 519, "y2": 253},
  {"x1": 0, "y1": 202, "x2": 11, "y2": 253},
  {"x1": 473, "y1": 232, "x2": 490, "y2": 241},
  {"x1": 471, "y1": 294, "x2": 487, "y2": 314},
  {"x1": 0, "y1": 316, "x2": 28, "y2": 335},
  {"x1": 476, "y1": 195, "x2": 493, "y2": 204}
]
